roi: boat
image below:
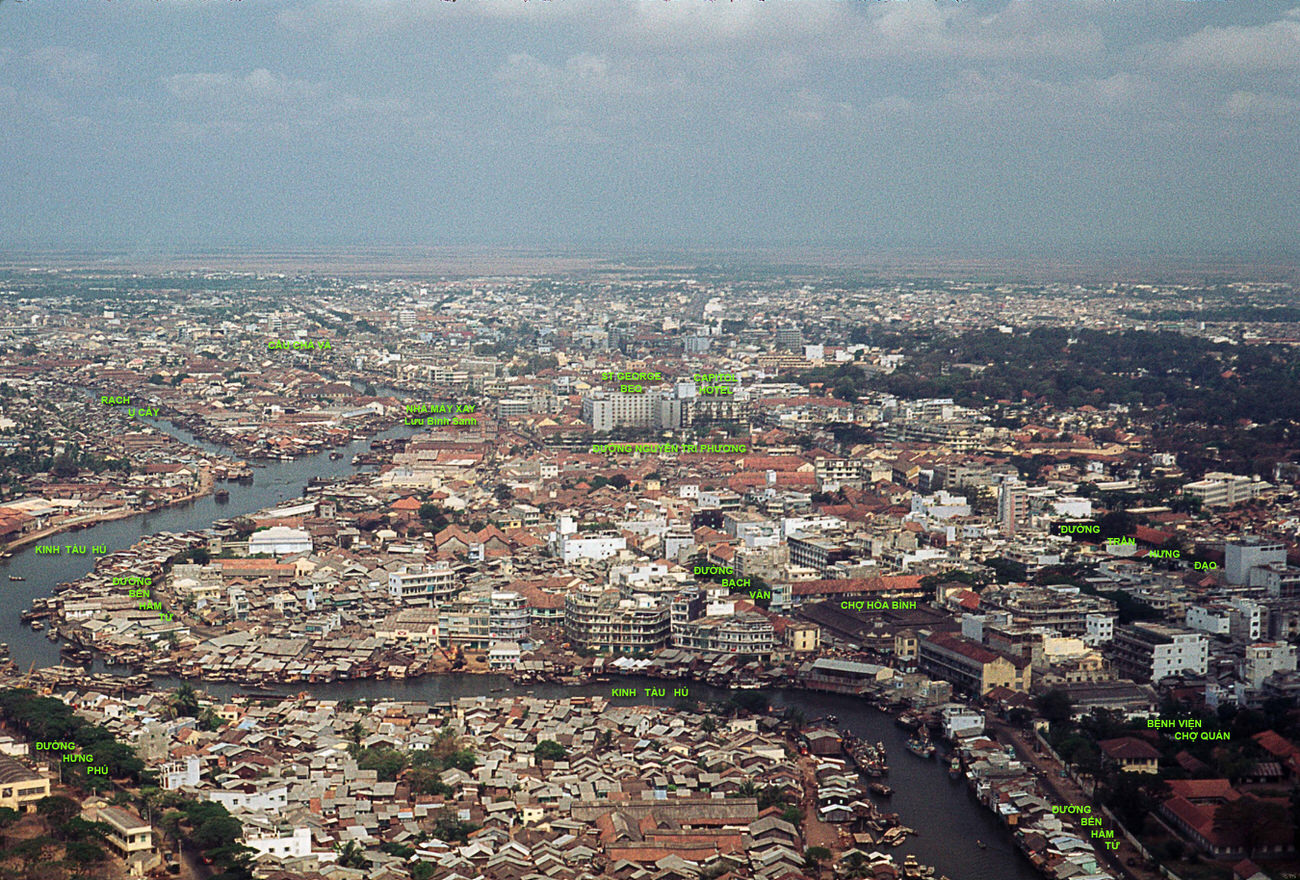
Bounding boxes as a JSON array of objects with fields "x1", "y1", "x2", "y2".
[
  {"x1": 214, "y1": 489, "x2": 230, "y2": 501},
  {"x1": 8, "y1": 575, "x2": 23, "y2": 581},
  {"x1": 895, "y1": 710, "x2": 921, "y2": 730},
  {"x1": 869, "y1": 782, "x2": 894, "y2": 797},
  {"x1": 881, "y1": 827, "x2": 909, "y2": 847},
  {"x1": 949, "y1": 755, "x2": 963, "y2": 778},
  {"x1": 30, "y1": 621, "x2": 43, "y2": 631},
  {"x1": 848, "y1": 738, "x2": 888, "y2": 777},
  {"x1": 975, "y1": 840, "x2": 987, "y2": 849},
  {"x1": 906, "y1": 730, "x2": 936, "y2": 758},
  {"x1": 329, "y1": 451, "x2": 344, "y2": 460}
]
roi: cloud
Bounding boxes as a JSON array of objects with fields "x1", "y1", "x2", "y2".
[
  {"x1": 25, "y1": 46, "x2": 105, "y2": 89},
  {"x1": 1152, "y1": 8, "x2": 1300, "y2": 71},
  {"x1": 1221, "y1": 89, "x2": 1300, "y2": 119},
  {"x1": 163, "y1": 68, "x2": 320, "y2": 105},
  {"x1": 492, "y1": 51, "x2": 653, "y2": 142},
  {"x1": 159, "y1": 68, "x2": 411, "y2": 137},
  {"x1": 494, "y1": 52, "x2": 634, "y2": 100}
]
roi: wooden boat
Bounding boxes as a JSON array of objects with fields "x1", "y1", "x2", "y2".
[
  {"x1": 8, "y1": 575, "x2": 24, "y2": 581},
  {"x1": 869, "y1": 782, "x2": 893, "y2": 797},
  {"x1": 906, "y1": 730, "x2": 936, "y2": 758}
]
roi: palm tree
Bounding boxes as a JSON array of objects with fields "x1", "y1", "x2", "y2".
[
  {"x1": 169, "y1": 683, "x2": 199, "y2": 719},
  {"x1": 336, "y1": 840, "x2": 370, "y2": 869}
]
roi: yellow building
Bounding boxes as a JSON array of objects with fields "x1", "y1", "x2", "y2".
[
  {"x1": 0, "y1": 754, "x2": 50, "y2": 812},
  {"x1": 784, "y1": 622, "x2": 821, "y2": 652},
  {"x1": 918, "y1": 631, "x2": 1032, "y2": 695}
]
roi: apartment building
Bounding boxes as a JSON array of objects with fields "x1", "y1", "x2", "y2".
[
  {"x1": 564, "y1": 588, "x2": 670, "y2": 654},
  {"x1": 1243, "y1": 642, "x2": 1298, "y2": 690},
  {"x1": 672, "y1": 609, "x2": 776, "y2": 658},
  {"x1": 438, "y1": 589, "x2": 529, "y2": 650},
  {"x1": 388, "y1": 561, "x2": 459, "y2": 605},
  {"x1": 1225, "y1": 536, "x2": 1287, "y2": 585},
  {"x1": 1110, "y1": 623, "x2": 1208, "y2": 683}
]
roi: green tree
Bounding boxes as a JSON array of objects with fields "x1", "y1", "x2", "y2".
[
  {"x1": 169, "y1": 683, "x2": 200, "y2": 719},
  {"x1": 804, "y1": 845, "x2": 832, "y2": 875},
  {"x1": 36, "y1": 795, "x2": 80, "y2": 832},
  {"x1": 335, "y1": 840, "x2": 370, "y2": 869},
  {"x1": 418, "y1": 503, "x2": 449, "y2": 531},
  {"x1": 193, "y1": 814, "x2": 243, "y2": 850},
  {"x1": 356, "y1": 747, "x2": 408, "y2": 781},
  {"x1": 534, "y1": 740, "x2": 567, "y2": 762},
  {"x1": 0, "y1": 806, "x2": 20, "y2": 845},
  {"x1": 65, "y1": 839, "x2": 104, "y2": 866},
  {"x1": 1036, "y1": 689, "x2": 1074, "y2": 727},
  {"x1": 1213, "y1": 795, "x2": 1290, "y2": 857}
]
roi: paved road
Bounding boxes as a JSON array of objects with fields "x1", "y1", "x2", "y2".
[
  {"x1": 179, "y1": 840, "x2": 216, "y2": 880},
  {"x1": 989, "y1": 719, "x2": 1165, "y2": 880}
]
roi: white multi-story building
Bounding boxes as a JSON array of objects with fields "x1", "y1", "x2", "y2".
[
  {"x1": 581, "y1": 388, "x2": 683, "y2": 432},
  {"x1": 1243, "y1": 642, "x2": 1298, "y2": 690},
  {"x1": 243, "y1": 825, "x2": 312, "y2": 860},
  {"x1": 1227, "y1": 598, "x2": 1265, "y2": 642},
  {"x1": 609, "y1": 561, "x2": 691, "y2": 596},
  {"x1": 1111, "y1": 623, "x2": 1208, "y2": 683},
  {"x1": 490, "y1": 591, "x2": 530, "y2": 644},
  {"x1": 1049, "y1": 496, "x2": 1093, "y2": 518},
  {"x1": 910, "y1": 490, "x2": 971, "y2": 521},
  {"x1": 1183, "y1": 472, "x2": 1267, "y2": 508},
  {"x1": 1084, "y1": 614, "x2": 1115, "y2": 646},
  {"x1": 1250, "y1": 563, "x2": 1300, "y2": 598},
  {"x1": 564, "y1": 588, "x2": 670, "y2": 654},
  {"x1": 1225, "y1": 537, "x2": 1287, "y2": 585},
  {"x1": 388, "y1": 562, "x2": 459, "y2": 605},
  {"x1": 556, "y1": 531, "x2": 626, "y2": 564},
  {"x1": 203, "y1": 783, "x2": 290, "y2": 813},
  {"x1": 672, "y1": 608, "x2": 777, "y2": 658},
  {"x1": 1186, "y1": 604, "x2": 1232, "y2": 637},
  {"x1": 698, "y1": 489, "x2": 742, "y2": 511},
  {"x1": 159, "y1": 755, "x2": 201, "y2": 790}
]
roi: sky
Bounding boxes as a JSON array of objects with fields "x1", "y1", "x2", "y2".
[{"x1": 2, "y1": 0, "x2": 1299, "y2": 260}]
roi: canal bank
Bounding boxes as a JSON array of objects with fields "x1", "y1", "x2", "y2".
[{"x1": 0, "y1": 421, "x2": 415, "y2": 669}]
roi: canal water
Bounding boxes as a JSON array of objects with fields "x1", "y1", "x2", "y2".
[{"x1": 0, "y1": 424, "x2": 1038, "y2": 880}]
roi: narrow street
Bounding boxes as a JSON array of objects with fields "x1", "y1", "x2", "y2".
[{"x1": 797, "y1": 755, "x2": 842, "y2": 852}]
